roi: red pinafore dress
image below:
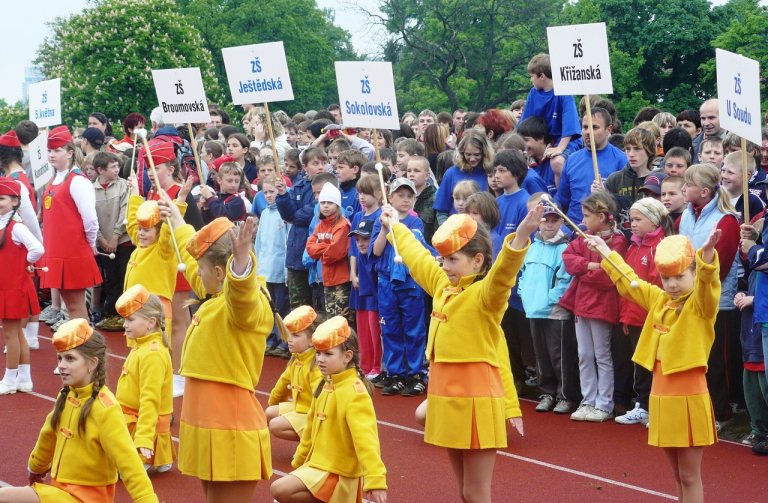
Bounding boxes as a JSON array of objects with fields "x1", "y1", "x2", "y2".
[
  {"x1": 147, "y1": 183, "x2": 191, "y2": 292},
  {"x1": 40, "y1": 169, "x2": 102, "y2": 290},
  {"x1": 0, "y1": 220, "x2": 41, "y2": 318}
]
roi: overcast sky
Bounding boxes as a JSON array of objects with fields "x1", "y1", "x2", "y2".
[{"x1": 0, "y1": 0, "x2": 738, "y2": 104}]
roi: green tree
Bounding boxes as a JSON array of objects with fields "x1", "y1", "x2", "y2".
[
  {"x1": 559, "y1": 0, "x2": 724, "y2": 120},
  {"x1": 363, "y1": 0, "x2": 565, "y2": 112},
  {"x1": 701, "y1": 0, "x2": 768, "y2": 113},
  {"x1": 35, "y1": 0, "x2": 222, "y2": 135},
  {"x1": 175, "y1": 0, "x2": 359, "y2": 116},
  {"x1": 0, "y1": 100, "x2": 29, "y2": 135}
]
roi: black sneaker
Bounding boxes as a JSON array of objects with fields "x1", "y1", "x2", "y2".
[
  {"x1": 381, "y1": 376, "x2": 407, "y2": 396},
  {"x1": 401, "y1": 374, "x2": 427, "y2": 397},
  {"x1": 372, "y1": 372, "x2": 390, "y2": 388},
  {"x1": 753, "y1": 439, "x2": 768, "y2": 455}
]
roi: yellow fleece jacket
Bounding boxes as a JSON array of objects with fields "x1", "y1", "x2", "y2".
[
  {"x1": 389, "y1": 224, "x2": 527, "y2": 418},
  {"x1": 175, "y1": 224, "x2": 274, "y2": 390},
  {"x1": 28, "y1": 383, "x2": 158, "y2": 503},
  {"x1": 115, "y1": 332, "x2": 173, "y2": 450},
  {"x1": 124, "y1": 194, "x2": 190, "y2": 299},
  {"x1": 268, "y1": 348, "x2": 323, "y2": 414},
  {"x1": 601, "y1": 249, "x2": 720, "y2": 375},
  {"x1": 292, "y1": 368, "x2": 386, "y2": 491}
]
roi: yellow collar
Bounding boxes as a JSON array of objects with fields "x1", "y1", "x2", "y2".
[
  {"x1": 294, "y1": 347, "x2": 316, "y2": 363},
  {"x1": 444, "y1": 273, "x2": 481, "y2": 294},
  {"x1": 663, "y1": 289, "x2": 693, "y2": 309},
  {"x1": 132, "y1": 331, "x2": 165, "y2": 347},
  {"x1": 326, "y1": 367, "x2": 358, "y2": 385},
  {"x1": 72, "y1": 382, "x2": 96, "y2": 401}
]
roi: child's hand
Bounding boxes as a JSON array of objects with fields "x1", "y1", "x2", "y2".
[
  {"x1": 274, "y1": 176, "x2": 287, "y2": 195},
  {"x1": 351, "y1": 274, "x2": 359, "y2": 290},
  {"x1": 741, "y1": 238, "x2": 757, "y2": 255},
  {"x1": 178, "y1": 176, "x2": 194, "y2": 203},
  {"x1": 515, "y1": 204, "x2": 545, "y2": 239},
  {"x1": 590, "y1": 180, "x2": 605, "y2": 193},
  {"x1": 365, "y1": 490, "x2": 387, "y2": 503},
  {"x1": 139, "y1": 448, "x2": 154, "y2": 460},
  {"x1": 199, "y1": 185, "x2": 214, "y2": 201},
  {"x1": 231, "y1": 217, "x2": 255, "y2": 276},
  {"x1": 734, "y1": 293, "x2": 754, "y2": 311},
  {"x1": 509, "y1": 417, "x2": 524, "y2": 436},
  {"x1": 585, "y1": 235, "x2": 611, "y2": 257},
  {"x1": 107, "y1": 235, "x2": 119, "y2": 253},
  {"x1": 28, "y1": 469, "x2": 48, "y2": 485},
  {"x1": 380, "y1": 204, "x2": 399, "y2": 229},
  {"x1": 740, "y1": 223, "x2": 758, "y2": 242},
  {"x1": 157, "y1": 191, "x2": 185, "y2": 228},
  {"x1": 128, "y1": 174, "x2": 140, "y2": 195}
]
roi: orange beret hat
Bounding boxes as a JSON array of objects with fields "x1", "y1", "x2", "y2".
[
  {"x1": 311, "y1": 316, "x2": 351, "y2": 351},
  {"x1": 136, "y1": 200, "x2": 162, "y2": 229},
  {"x1": 655, "y1": 235, "x2": 696, "y2": 276},
  {"x1": 283, "y1": 305, "x2": 317, "y2": 334},
  {"x1": 186, "y1": 217, "x2": 234, "y2": 260},
  {"x1": 116, "y1": 285, "x2": 151, "y2": 318},
  {"x1": 52, "y1": 319, "x2": 93, "y2": 352},
  {"x1": 431, "y1": 214, "x2": 478, "y2": 257}
]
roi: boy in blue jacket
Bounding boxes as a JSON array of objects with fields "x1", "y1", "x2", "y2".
[
  {"x1": 276, "y1": 147, "x2": 328, "y2": 309},
  {"x1": 518, "y1": 200, "x2": 580, "y2": 414},
  {"x1": 370, "y1": 178, "x2": 432, "y2": 397}
]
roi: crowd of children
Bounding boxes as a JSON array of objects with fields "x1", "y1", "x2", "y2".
[{"x1": 2, "y1": 50, "x2": 768, "y2": 503}]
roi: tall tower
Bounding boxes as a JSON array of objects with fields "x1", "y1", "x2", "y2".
[{"x1": 22, "y1": 65, "x2": 44, "y2": 105}]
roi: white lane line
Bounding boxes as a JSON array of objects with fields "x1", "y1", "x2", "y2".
[{"x1": 0, "y1": 479, "x2": 10, "y2": 487}]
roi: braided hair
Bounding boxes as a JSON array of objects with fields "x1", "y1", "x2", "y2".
[
  {"x1": 313, "y1": 330, "x2": 374, "y2": 398},
  {"x1": 0, "y1": 196, "x2": 21, "y2": 249},
  {"x1": 49, "y1": 331, "x2": 108, "y2": 434}
]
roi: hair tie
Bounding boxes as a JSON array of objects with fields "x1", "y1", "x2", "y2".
[
  {"x1": 608, "y1": 214, "x2": 614, "y2": 220},
  {"x1": 59, "y1": 387, "x2": 69, "y2": 396},
  {"x1": 715, "y1": 183, "x2": 721, "y2": 189}
]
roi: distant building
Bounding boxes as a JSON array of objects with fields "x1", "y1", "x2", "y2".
[{"x1": 21, "y1": 65, "x2": 44, "y2": 105}]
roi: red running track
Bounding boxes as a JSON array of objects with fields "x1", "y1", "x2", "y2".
[{"x1": 1, "y1": 325, "x2": 765, "y2": 502}]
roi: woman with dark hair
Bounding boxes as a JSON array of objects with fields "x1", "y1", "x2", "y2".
[
  {"x1": 393, "y1": 123, "x2": 416, "y2": 141},
  {"x1": 89, "y1": 112, "x2": 115, "y2": 144}
]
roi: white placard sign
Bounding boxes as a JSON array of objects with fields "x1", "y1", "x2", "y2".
[
  {"x1": 547, "y1": 23, "x2": 613, "y2": 96},
  {"x1": 334, "y1": 62, "x2": 399, "y2": 129},
  {"x1": 716, "y1": 49, "x2": 761, "y2": 145},
  {"x1": 151, "y1": 68, "x2": 211, "y2": 123},
  {"x1": 222, "y1": 42, "x2": 294, "y2": 105},
  {"x1": 28, "y1": 78, "x2": 62, "y2": 128},
  {"x1": 29, "y1": 132, "x2": 52, "y2": 187}
]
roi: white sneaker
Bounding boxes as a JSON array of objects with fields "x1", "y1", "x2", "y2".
[
  {"x1": 156, "y1": 464, "x2": 172, "y2": 473},
  {"x1": 53, "y1": 367, "x2": 60, "y2": 375},
  {"x1": 16, "y1": 381, "x2": 33, "y2": 393},
  {"x1": 26, "y1": 337, "x2": 39, "y2": 350},
  {"x1": 172, "y1": 375, "x2": 185, "y2": 398},
  {"x1": 615, "y1": 403, "x2": 649, "y2": 425},
  {"x1": 0, "y1": 381, "x2": 17, "y2": 395},
  {"x1": 571, "y1": 404, "x2": 593, "y2": 421},
  {"x1": 585, "y1": 408, "x2": 614, "y2": 422}
]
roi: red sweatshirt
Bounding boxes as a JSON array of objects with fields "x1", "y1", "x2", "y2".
[
  {"x1": 621, "y1": 227, "x2": 664, "y2": 327},
  {"x1": 559, "y1": 230, "x2": 628, "y2": 325},
  {"x1": 306, "y1": 216, "x2": 351, "y2": 287}
]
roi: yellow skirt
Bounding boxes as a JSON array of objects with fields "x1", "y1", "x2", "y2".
[
  {"x1": 292, "y1": 465, "x2": 363, "y2": 503},
  {"x1": 33, "y1": 478, "x2": 115, "y2": 503},
  {"x1": 648, "y1": 362, "x2": 717, "y2": 448},
  {"x1": 122, "y1": 405, "x2": 177, "y2": 467},
  {"x1": 424, "y1": 361, "x2": 507, "y2": 450},
  {"x1": 279, "y1": 401, "x2": 308, "y2": 436},
  {"x1": 179, "y1": 377, "x2": 272, "y2": 481}
]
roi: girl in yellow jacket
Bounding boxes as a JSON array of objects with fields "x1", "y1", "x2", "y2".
[
  {"x1": 158, "y1": 193, "x2": 274, "y2": 503},
  {"x1": 115, "y1": 284, "x2": 176, "y2": 473},
  {"x1": 266, "y1": 305, "x2": 324, "y2": 442},
  {"x1": 120, "y1": 174, "x2": 191, "y2": 346},
  {"x1": 378, "y1": 205, "x2": 543, "y2": 503},
  {"x1": 0, "y1": 319, "x2": 159, "y2": 503},
  {"x1": 271, "y1": 316, "x2": 387, "y2": 503},
  {"x1": 586, "y1": 227, "x2": 721, "y2": 503}
]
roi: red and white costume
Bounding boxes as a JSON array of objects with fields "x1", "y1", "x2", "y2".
[
  {"x1": 39, "y1": 126, "x2": 102, "y2": 290},
  {"x1": 0, "y1": 180, "x2": 43, "y2": 319},
  {"x1": 0, "y1": 131, "x2": 41, "y2": 242}
]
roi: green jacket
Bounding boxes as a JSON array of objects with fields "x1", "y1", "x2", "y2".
[{"x1": 414, "y1": 183, "x2": 437, "y2": 244}]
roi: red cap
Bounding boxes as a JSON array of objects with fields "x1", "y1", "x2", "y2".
[
  {"x1": 210, "y1": 155, "x2": 235, "y2": 173},
  {"x1": 142, "y1": 139, "x2": 176, "y2": 166},
  {"x1": 0, "y1": 179, "x2": 22, "y2": 197},
  {"x1": 47, "y1": 126, "x2": 73, "y2": 150},
  {"x1": 0, "y1": 131, "x2": 21, "y2": 148}
]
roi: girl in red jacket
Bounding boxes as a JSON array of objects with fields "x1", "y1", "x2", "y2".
[
  {"x1": 560, "y1": 192, "x2": 627, "y2": 423},
  {"x1": 306, "y1": 183, "x2": 352, "y2": 324},
  {"x1": 615, "y1": 198, "x2": 675, "y2": 426}
]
